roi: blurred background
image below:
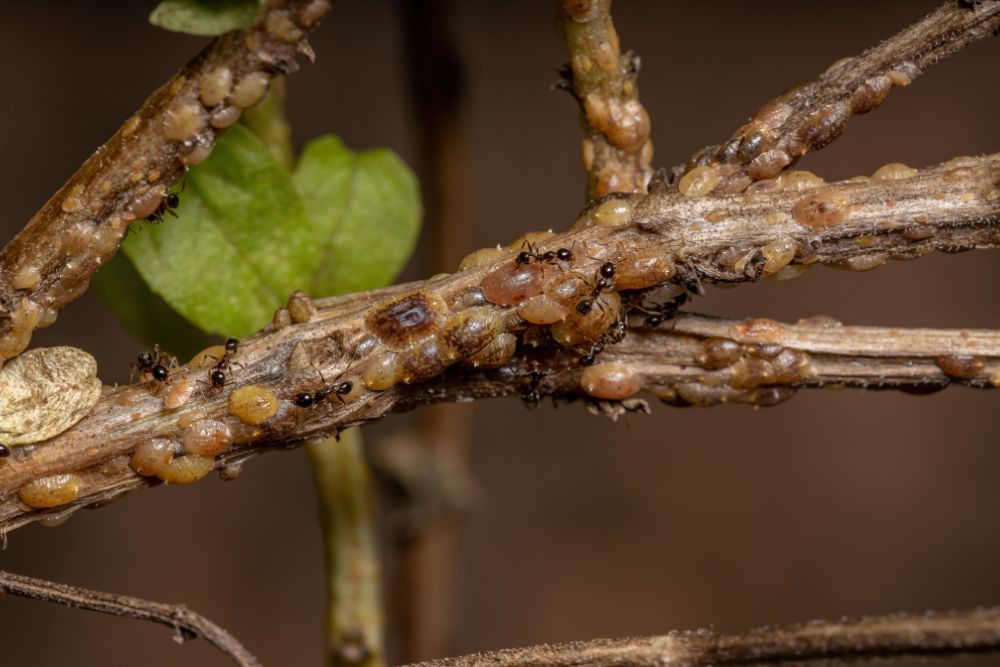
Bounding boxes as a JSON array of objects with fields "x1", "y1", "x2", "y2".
[{"x1": 2, "y1": 1, "x2": 1000, "y2": 665}]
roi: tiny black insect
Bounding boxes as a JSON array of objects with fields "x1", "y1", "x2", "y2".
[
  {"x1": 131, "y1": 345, "x2": 175, "y2": 386},
  {"x1": 639, "y1": 292, "x2": 689, "y2": 327},
  {"x1": 520, "y1": 368, "x2": 544, "y2": 407},
  {"x1": 207, "y1": 337, "x2": 241, "y2": 391},
  {"x1": 145, "y1": 183, "x2": 184, "y2": 223},
  {"x1": 295, "y1": 380, "x2": 354, "y2": 408},
  {"x1": 520, "y1": 387, "x2": 541, "y2": 406},
  {"x1": 515, "y1": 241, "x2": 574, "y2": 266},
  {"x1": 574, "y1": 261, "x2": 617, "y2": 316}
]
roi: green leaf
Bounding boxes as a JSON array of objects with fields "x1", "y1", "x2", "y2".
[
  {"x1": 91, "y1": 252, "x2": 211, "y2": 361},
  {"x1": 107, "y1": 125, "x2": 421, "y2": 342},
  {"x1": 293, "y1": 136, "x2": 422, "y2": 295},
  {"x1": 121, "y1": 124, "x2": 314, "y2": 338},
  {"x1": 149, "y1": 0, "x2": 264, "y2": 37}
]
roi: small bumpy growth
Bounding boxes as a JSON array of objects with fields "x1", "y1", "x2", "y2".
[
  {"x1": 679, "y1": 50, "x2": 923, "y2": 194},
  {"x1": 130, "y1": 438, "x2": 216, "y2": 484},
  {"x1": 18, "y1": 473, "x2": 84, "y2": 509},
  {"x1": 647, "y1": 324, "x2": 814, "y2": 407},
  {"x1": 557, "y1": 0, "x2": 653, "y2": 198}
]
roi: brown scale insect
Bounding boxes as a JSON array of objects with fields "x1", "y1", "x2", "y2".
[
  {"x1": 365, "y1": 292, "x2": 449, "y2": 349},
  {"x1": 579, "y1": 312, "x2": 628, "y2": 366}
]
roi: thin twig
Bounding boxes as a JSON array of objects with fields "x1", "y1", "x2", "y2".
[
  {"x1": 671, "y1": 0, "x2": 1000, "y2": 192},
  {"x1": 0, "y1": 570, "x2": 261, "y2": 667},
  {"x1": 557, "y1": 0, "x2": 653, "y2": 199},
  {"x1": 0, "y1": 0, "x2": 333, "y2": 364},
  {"x1": 401, "y1": 607, "x2": 1000, "y2": 667}
]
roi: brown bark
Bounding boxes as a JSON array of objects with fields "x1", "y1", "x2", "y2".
[
  {"x1": 0, "y1": 570, "x2": 260, "y2": 667},
  {"x1": 402, "y1": 608, "x2": 1000, "y2": 667},
  {"x1": 0, "y1": 0, "x2": 332, "y2": 364}
]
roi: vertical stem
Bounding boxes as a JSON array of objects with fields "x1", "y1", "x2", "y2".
[
  {"x1": 241, "y1": 76, "x2": 386, "y2": 666},
  {"x1": 242, "y1": 77, "x2": 296, "y2": 170},
  {"x1": 308, "y1": 431, "x2": 386, "y2": 667},
  {"x1": 556, "y1": 0, "x2": 653, "y2": 199},
  {"x1": 397, "y1": 0, "x2": 471, "y2": 661}
]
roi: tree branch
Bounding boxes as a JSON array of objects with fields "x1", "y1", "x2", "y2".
[
  {"x1": 1, "y1": 3, "x2": 997, "y2": 542},
  {"x1": 0, "y1": 570, "x2": 260, "y2": 667},
  {"x1": 0, "y1": 0, "x2": 333, "y2": 364},
  {"x1": 556, "y1": 0, "x2": 653, "y2": 199},
  {"x1": 400, "y1": 607, "x2": 1000, "y2": 667},
  {"x1": 671, "y1": 0, "x2": 1000, "y2": 193},
  {"x1": 3, "y1": 301, "x2": 999, "y2": 533}
]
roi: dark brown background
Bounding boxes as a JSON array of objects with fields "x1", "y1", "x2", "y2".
[{"x1": 2, "y1": 1, "x2": 1000, "y2": 665}]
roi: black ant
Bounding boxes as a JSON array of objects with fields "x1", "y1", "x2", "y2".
[
  {"x1": 515, "y1": 241, "x2": 574, "y2": 267},
  {"x1": 145, "y1": 182, "x2": 184, "y2": 223},
  {"x1": 145, "y1": 193, "x2": 179, "y2": 223},
  {"x1": 575, "y1": 262, "x2": 616, "y2": 315},
  {"x1": 637, "y1": 292, "x2": 689, "y2": 327},
  {"x1": 520, "y1": 368, "x2": 544, "y2": 407},
  {"x1": 294, "y1": 380, "x2": 354, "y2": 407},
  {"x1": 293, "y1": 365, "x2": 355, "y2": 407},
  {"x1": 130, "y1": 345, "x2": 176, "y2": 389},
  {"x1": 208, "y1": 337, "x2": 240, "y2": 390}
]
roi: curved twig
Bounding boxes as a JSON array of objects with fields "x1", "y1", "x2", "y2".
[
  {"x1": 671, "y1": 0, "x2": 1000, "y2": 192},
  {"x1": 0, "y1": 0, "x2": 333, "y2": 364},
  {"x1": 0, "y1": 570, "x2": 260, "y2": 667},
  {"x1": 401, "y1": 607, "x2": 1000, "y2": 667}
]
